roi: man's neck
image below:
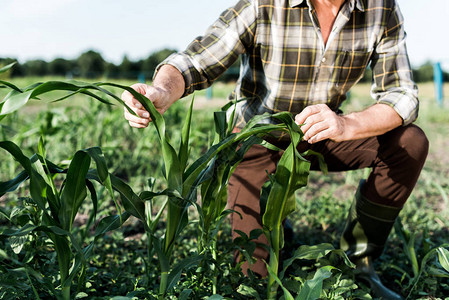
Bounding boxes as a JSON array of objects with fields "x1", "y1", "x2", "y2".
[
  {"x1": 310, "y1": 0, "x2": 346, "y2": 46},
  {"x1": 311, "y1": 0, "x2": 346, "y2": 10}
]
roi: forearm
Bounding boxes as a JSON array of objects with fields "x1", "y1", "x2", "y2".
[
  {"x1": 153, "y1": 64, "x2": 185, "y2": 106},
  {"x1": 340, "y1": 103, "x2": 403, "y2": 141}
]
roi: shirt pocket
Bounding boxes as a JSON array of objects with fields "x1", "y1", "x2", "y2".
[{"x1": 335, "y1": 49, "x2": 372, "y2": 86}]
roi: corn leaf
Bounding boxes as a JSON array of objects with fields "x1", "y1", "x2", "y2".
[
  {"x1": 0, "y1": 224, "x2": 37, "y2": 237},
  {"x1": 94, "y1": 172, "x2": 148, "y2": 231},
  {"x1": 279, "y1": 244, "x2": 335, "y2": 280},
  {"x1": 0, "y1": 62, "x2": 16, "y2": 74},
  {"x1": 0, "y1": 141, "x2": 49, "y2": 215},
  {"x1": 296, "y1": 266, "x2": 335, "y2": 300},
  {"x1": 94, "y1": 212, "x2": 131, "y2": 237},
  {"x1": 59, "y1": 151, "x2": 90, "y2": 231},
  {"x1": 437, "y1": 247, "x2": 449, "y2": 273},
  {"x1": 266, "y1": 262, "x2": 295, "y2": 300},
  {"x1": 0, "y1": 80, "x2": 22, "y2": 93},
  {"x1": 0, "y1": 170, "x2": 28, "y2": 197},
  {"x1": 166, "y1": 254, "x2": 203, "y2": 291},
  {"x1": 179, "y1": 96, "x2": 194, "y2": 172},
  {"x1": 262, "y1": 142, "x2": 310, "y2": 232},
  {"x1": 0, "y1": 90, "x2": 33, "y2": 116}
]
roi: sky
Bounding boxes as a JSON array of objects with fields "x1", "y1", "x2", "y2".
[{"x1": 1, "y1": 0, "x2": 448, "y2": 68}]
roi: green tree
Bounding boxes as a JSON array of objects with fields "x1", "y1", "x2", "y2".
[
  {"x1": 141, "y1": 48, "x2": 177, "y2": 78},
  {"x1": 48, "y1": 58, "x2": 74, "y2": 77},
  {"x1": 413, "y1": 61, "x2": 434, "y2": 82},
  {"x1": 119, "y1": 55, "x2": 142, "y2": 79},
  {"x1": 104, "y1": 62, "x2": 121, "y2": 79},
  {"x1": 23, "y1": 59, "x2": 48, "y2": 77},
  {"x1": 76, "y1": 50, "x2": 106, "y2": 78}
]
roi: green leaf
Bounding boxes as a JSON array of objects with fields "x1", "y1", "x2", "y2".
[
  {"x1": 266, "y1": 261, "x2": 295, "y2": 300},
  {"x1": 0, "y1": 224, "x2": 37, "y2": 237},
  {"x1": 60, "y1": 151, "x2": 91, "y2": 231},
  {"x1": 114, "y1": 177, "x2": 146, "y2": 219},
  {"x1": 0, "y1": 62, "x2": 17, "y2": 73},
  {"x1": 207, "y1": 296, "x2": 225, "y2": 300},
  {"x1": 280, "y1": 244, "x2": 335, "y2": 279},
  {"x1": 85, "y1": 147, "x2": 109, "y2": 184},
  {"x1": 329, "y1": 249, "x2": 355, "y2": 268},
  {"x1": 0, "y1": 141, "x2": 51, "y2": 217},
  {"x1": 75, "y1": 292, "x2": 89, "y2": 299},
  {"x1": 0, "y1": 90, "x2": 33, "y2": 116},
  {"x1": 214, "y1": 110, "x2": 228, "y2": 141},
  {"x1": 179, "y1": 95, "x2": 194, "y2": 172},
  {"x1": 263, "y1": 143, "x2": 310, "y2": 232},
  {"x1": 166, "y1": 254, "x2": 203, "y2": 291},
  {"x1": 437, "y1": 247, "x2": 449, "y2": 273},
  {"x1": 302, "y1": 149, "x2": 328, "y2": 174},
  {"x1": 0, "y1": 80, "x2": 22, "y2": 93},
  {"x1": 0, "y1": 170, "x2": 28, "y2": 197},
  {"x1": 85, "y1": 147, "x2": 116, "y2": 215},
  {"x1": 237, "y1": 284, "x2": 262, "y2": 300},
  {"x1": 427, "y1": 266, "x2": 449, "y2": 278},
  {"x1": 63, "y1": 243, "x2": 94, "y2": 288},
  {"x1": 296, "y1": 266, "x2": 335, "y2": 300},
  {"x1": 94, "y1": 212, "x2": 131, "y2": 237},
  {"x1": 48, "y1": 233, "x2": 71, "y2": 282},
  {"x1": 179, "y1": 289, "x2": 193, "y2": 300},
  {"x1": 10, "y1": 235, "x2": 28, "y2": 254},
  {"x1": 0, "y1": 206, "x2": 10, "y2": 221}
]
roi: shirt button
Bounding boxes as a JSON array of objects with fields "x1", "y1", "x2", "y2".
[{"x1": 321, "y1": 57, "x2": 327, "y2": 63}]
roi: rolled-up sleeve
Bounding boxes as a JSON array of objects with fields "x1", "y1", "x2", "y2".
[
  {"x1": 154, "y1": 0, "x2": 258, "y2": 98},
  {"x1": 370, "y1": 2, "x2": 418, "y2": 125}
]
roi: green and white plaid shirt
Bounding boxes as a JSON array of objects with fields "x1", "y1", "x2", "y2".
[{"x1": 158, "y1": 0, "x2": 418, "y2": 128}]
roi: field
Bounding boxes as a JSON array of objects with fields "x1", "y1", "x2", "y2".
[{"x1": 0, "y1": 76, "x2": 448, "y2": 299}]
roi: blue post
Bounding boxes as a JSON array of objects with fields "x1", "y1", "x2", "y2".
[
  {"x1": 138, "y1": 72, "x2": 146, "y2": 83},
  {"x1": 206, "y1": 86, "x2": 213, "y2": 100},
  {"x1": 433, "y1": 62, "x2": 444, "y2": 106}
]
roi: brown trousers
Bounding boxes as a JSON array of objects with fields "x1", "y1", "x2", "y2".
[{"x1": 228, "y1": 124, "x2": 429, "y2": 276}]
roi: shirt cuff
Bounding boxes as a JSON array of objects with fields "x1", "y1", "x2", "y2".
[
  {"x1": 376, "y1": 90, "x2": 419, "y2": 126},
  {"x1": 154, "y1": 53, "x2": 207, "y2": 98}
]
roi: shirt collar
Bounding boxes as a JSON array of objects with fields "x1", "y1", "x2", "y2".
[{"x1": 289, "y1": 0, "x2": 365, "y2": 11}]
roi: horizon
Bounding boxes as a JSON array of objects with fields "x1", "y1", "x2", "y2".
[{"x1": 1, "y1": 0, "x2": 448, "y2": 69}]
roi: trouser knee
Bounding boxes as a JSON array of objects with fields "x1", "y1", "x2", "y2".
[{"x1": 364, "y1": 124, "x2": 429, "y2": 207}]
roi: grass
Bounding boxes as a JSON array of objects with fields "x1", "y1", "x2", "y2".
[{"x1": 0, "y1": 77, "x2": 448, "y2": 299}]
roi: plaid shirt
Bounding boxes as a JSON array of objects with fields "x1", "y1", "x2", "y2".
[{"x1": 158, "y1": 0, "x2": 418, "y2": 128}]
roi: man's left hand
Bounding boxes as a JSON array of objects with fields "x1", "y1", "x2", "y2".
[{"x1": 294, "y1": 104, "x2": 347, "y2": 144}]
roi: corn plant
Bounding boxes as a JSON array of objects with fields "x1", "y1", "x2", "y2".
[
  {"x1": 0, "y1": 62, "x2": 327, "y2": 298},
  {"x1": 0, "y1": 137, "x2": 131, "y2": 299},
  {"x1": 393, "y1": 219, "x2": 449, "y2": 299}
]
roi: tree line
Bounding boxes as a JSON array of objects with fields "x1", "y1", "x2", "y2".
[{"x1": 0, "y1": 49, "x2": 446, "y2": 83}]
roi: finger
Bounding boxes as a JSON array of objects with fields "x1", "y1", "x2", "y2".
[
  {"x1": 124, "y1": 109, "x2": 150, "y2": 125},
  {"x1": 303, "y1": 120, "x2": 329, "y2": 141},
  {"x1": 123, "y1": 105, "x2": 150, "y2": 118},
  {"x1": 300, "y1": 112, "x2": 325, "y2": 134},
  {"x1": 307, "y1": 127, "x2": 333, "y2": 144},
  {"x1": 128, "y1": 121, "x2": 149, "y2": 129},
  {"x1": 295, "y1": 105, "x2": 323, "y2": 126}
]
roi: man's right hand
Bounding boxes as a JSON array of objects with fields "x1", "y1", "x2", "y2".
[
  {"x1": 121, "y1": 65, "x2": 186, "y2": 129},
  {"x1": 122, "y1": 83, "x2": 172, "y2": 128}
]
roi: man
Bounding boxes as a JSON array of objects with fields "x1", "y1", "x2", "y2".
[{"x1": 122, "y1": 0, "x2": 428, "y2": 298}]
